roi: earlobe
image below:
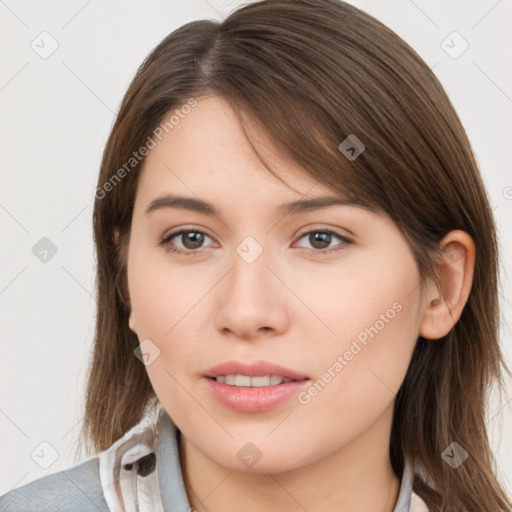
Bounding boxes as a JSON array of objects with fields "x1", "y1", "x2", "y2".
[
  {"x1": 419, "y1": 230, "x2": 475, "y2": 340},
  {"x1": 129, "y1": 311, "x2": 137, "y2": 333}
]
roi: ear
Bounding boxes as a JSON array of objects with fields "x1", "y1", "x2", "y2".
[
  {"x1": 419, "y1": 230, "x2": 475, "y2": 340},
  {"x1": 114, "y1": 228, "x2": 137, "y2": 334}
]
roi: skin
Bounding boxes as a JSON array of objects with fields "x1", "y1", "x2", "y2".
[{"x1": 122, "y1": 95, "x2": 475, "y2": 512}]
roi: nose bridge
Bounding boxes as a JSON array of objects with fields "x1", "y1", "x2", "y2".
[
  {"x1": 214, "y1": 233, "x2": 288, "y2": 337},
  {"x1": 235, "y1": 234, "x2": 266, "y2": 267},
  {"x1": 229, "y1": 234, "x2": 272, "y2": 302}
]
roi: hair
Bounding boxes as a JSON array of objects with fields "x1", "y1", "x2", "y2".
[{"x1": 77, "y1": 0, "x2": 511, "y2": 509}]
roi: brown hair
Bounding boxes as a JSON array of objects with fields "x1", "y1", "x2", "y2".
[{"x1": 78, "y1": 0, "x2": 511, "y2": 509}]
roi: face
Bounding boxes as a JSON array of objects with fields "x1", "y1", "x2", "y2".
[{"x1": 126, "y1": 95, "x2": 427, "y2": 474}]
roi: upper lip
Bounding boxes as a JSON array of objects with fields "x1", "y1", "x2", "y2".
[{"x1": 204, "y1": 360, "x2": 310, "y2": 380}]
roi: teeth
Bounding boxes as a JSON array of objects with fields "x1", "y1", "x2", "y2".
[
  {"x1": 270, "y1": 375, "x2": 283, "y2": 385},
  {"x1": 253, "y1": 376, "x2": 272, "y2": 386},
  {"x1": 235, "y1": 375, "x2": 251, "y2": 387},
  {"x1": 214, "y1": 375, "x2": 295, "y2": 387}
]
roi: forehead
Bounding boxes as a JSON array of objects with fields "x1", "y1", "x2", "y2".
[{"x1": 135, "y1": 95, "x2": 334, "y2": 204}]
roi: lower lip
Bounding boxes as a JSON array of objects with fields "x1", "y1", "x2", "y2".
[{"x1": 204, "y1": 377, "x2": 310, "y2": 412}]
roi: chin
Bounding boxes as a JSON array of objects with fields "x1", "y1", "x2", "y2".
[{"x1": 199, "y1": 437, "x2": 314, "y2": 475}]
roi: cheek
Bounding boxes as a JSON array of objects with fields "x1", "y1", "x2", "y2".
[
  {"x1": 280, "y1": 281, "x2": 420, "y2": 467},
  {"x1": 291, "y1": 248, "x2": 420, "y2": 358},
  {"x1": 128, "y1": 243, "x2": 212, "y2": 339},
  {"x1": 302, "y1": 268, "x2": 420, "y2": 420},
  {"x1": 309, "y1": 297, "x2": 419, "y2": 408},
  {"x1": 127, "y1": 250, "x2": 214, "y2": 400}
]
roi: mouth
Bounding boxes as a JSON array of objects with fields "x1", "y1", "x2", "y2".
[{"x1": 203, "y1": 360, "x2": 311, "y2": 412}]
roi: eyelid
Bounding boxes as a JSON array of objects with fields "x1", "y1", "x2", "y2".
[{"x1": 294, "y1": 224, "x2": 351, "y2": 239}]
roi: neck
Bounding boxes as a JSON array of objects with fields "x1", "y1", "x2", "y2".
[{"x1": 179, "y1": 406, "x2": 401, "y2": 512}]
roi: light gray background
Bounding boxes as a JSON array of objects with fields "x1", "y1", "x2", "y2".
[{"x1": 1, "y1": 0, "x2": 511, "y2": 497}]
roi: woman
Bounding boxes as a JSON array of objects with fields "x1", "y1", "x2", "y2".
[{"x1": 1, "y1": 0, "x2": 510, "y2": 511}]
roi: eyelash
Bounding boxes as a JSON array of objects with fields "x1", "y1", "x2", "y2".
[{"x1": 158, "y1": 228, "x2": 352, "y2": 257}]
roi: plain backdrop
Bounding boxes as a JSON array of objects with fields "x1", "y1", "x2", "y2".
[{"x1": 1, "y1": 0, "x2": 511, "y2": 497}]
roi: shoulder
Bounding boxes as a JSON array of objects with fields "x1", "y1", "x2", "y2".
[{"x1": 0, "y1": 457, "x2": 109, "y2": 512}]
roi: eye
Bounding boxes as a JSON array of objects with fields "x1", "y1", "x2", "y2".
[
  {"x1": 294, "y1": 229, "x2": 352, "y2": 256},
  {"x1": 158, "y1": 227, "x2": 352, "y2": 257},
  {"x1": 158, "y1": 229, "x2": 216, "y2": 256}
]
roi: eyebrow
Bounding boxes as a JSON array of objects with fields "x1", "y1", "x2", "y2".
[{"x1": 145, "y1": 193, "x2": 369, "y2": 217}]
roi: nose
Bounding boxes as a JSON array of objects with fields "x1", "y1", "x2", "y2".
[{"x1": 214, "y1": 242, "x2": 290, "y2": 341}]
